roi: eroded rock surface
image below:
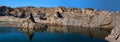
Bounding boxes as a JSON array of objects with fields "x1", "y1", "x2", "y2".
[
  {"x1": 0, "y1": 6, "x2": 114, "y2": 27},
  {"x1": 105, "y1": 13, "x2": 120, "y2": 42},
  {"x1": 17, "y1": 13, "x2": 48, "y2": 30}
]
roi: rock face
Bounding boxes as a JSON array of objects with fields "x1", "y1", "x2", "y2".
[
  {"x1": 17, "y1": 13, "x2": 48, "y2": 30},
  {"x1": 105, "y1": 13, "x2": 120, "y2": 42},
  {"x1": 0, "y1": 6, "x2": 120, "y2": 42}
]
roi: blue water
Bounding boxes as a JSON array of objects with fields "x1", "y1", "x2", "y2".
[{"x1": 0, "y1": 27, "x2": 108, "y2": 42}]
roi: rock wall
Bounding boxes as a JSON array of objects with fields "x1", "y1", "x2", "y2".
[{"x1": 105, "y1": 13, "x2": 120, "y2": 42}]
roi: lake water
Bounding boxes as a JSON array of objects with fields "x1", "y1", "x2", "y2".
[{"x1": 0, "y1": 26, "x2": 110, "y2": 42}]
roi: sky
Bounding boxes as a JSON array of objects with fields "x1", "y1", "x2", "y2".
[{"x1": 0, "y1": 0, "x2": 120, "y2": 11}]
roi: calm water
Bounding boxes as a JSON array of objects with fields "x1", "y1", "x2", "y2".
[{"x1": 0, "y1": 26, "x2": 110, "y2": 42}]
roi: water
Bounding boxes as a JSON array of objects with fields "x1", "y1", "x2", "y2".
[{"x1": 0, "y1": 26, "x2": 110, "y2": 42}]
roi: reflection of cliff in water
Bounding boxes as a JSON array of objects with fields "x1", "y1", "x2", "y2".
[
  {"x1": 17, "y1": 27, "x2": 48, "y2": 41},
  {"x1": 17, "y1": 26, "x2": 112, "y2": 41},
  {"x1": 0, "y1": 27, "x2": 18, "y2": 34},
  {"x1": 47, "y1": 26, "x2": 112, "y2": 39},
  {"x1": 18, "y1": 28, "x2": 34, "y2": 40}
]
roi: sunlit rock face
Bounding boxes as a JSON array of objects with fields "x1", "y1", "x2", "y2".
[
  {"x1": 16, "y1": 13, "x2": 48, "y2": 30},
  {"x1": 0, "y1": 6, "x2": 115, "y2": 28},
  {"x1": 105, "y1": 13, "x2": 120, "y2": 42}
]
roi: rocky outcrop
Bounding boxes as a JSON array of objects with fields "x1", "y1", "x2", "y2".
[
  {"x1": 0, "y1": 6, "x2": 13, "y2": 16},
  {"x1": 0, "y1": 6, "x2": 120, "y2": 42},
  {"x1": 105, "y1": 13, "x2": 120, "y2": 42},
  {"x1": 17, "y1": 13, "x2": 48, "y2": 30}
]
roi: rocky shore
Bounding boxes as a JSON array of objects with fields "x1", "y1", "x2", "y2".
[{"x1": 0, "y1": 6, "x2": 120, "y2": 42}]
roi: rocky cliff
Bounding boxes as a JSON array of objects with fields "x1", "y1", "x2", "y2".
[{"x1": 0, "y1": 6, "x2": 120, "y2": 42}]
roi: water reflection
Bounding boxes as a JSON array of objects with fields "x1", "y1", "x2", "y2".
[
  {"x1": 18, "y1": 28, "x2": 34, "y2": 40},
  {"x1": 0, "y1": 26, "x2": 111, "y2": 42},
  {"x1": 17, "y1": 26, "x2": 112, "y2": 41},
  {"x1": 0, "y1": 27, "x2": 18, "y2": 34}
]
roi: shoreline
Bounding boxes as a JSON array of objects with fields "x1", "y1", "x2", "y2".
[
  {"x1": 0, "y1": 21, "x2": 17, "y2": 27},
  {"x1": 0, "y1": 24, "x2": 16, "y2": 27}
]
